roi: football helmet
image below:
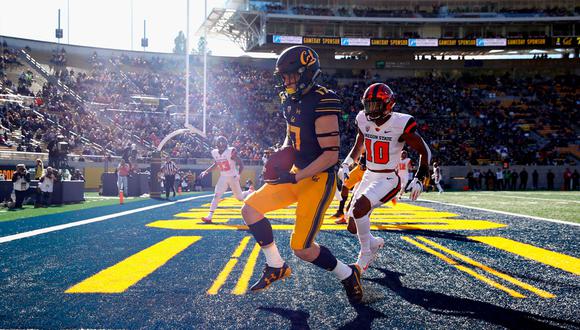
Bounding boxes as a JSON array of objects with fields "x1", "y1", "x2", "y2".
[
  {"x1": 275, "y1": 46, "x2": 321, "y2": 99},
  {"x1": 216, "y1": 136, "x2": 228, "y2": 152},
  {"x1": 362, "y1": 83, "x2": 396, "y2": 122}
]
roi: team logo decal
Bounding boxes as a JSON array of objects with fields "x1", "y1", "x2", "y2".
[
  {"x1": 365, "y1": 126, "x2": 370, "y2": 132},
  {"x1": 300, "y1": 50, "x2": 317, "y2": 66},
  {"x1": 375, "y1": 128, "x2": 381, "y2": 132}
]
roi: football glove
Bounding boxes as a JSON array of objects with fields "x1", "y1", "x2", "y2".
[
  {"x1": 265, "y1": 171, "x2": 297, "y2": 185},
  {"x1": 408, "y1": 178, "x2": 423, "y2": 201},
  {"x1": 340, "y1": 163, "x2": 351, "y2": 182}
]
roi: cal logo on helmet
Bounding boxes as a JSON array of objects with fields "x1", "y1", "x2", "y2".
[{"x1": 300, "y1": 50, "x2": 317, "y2": 66}]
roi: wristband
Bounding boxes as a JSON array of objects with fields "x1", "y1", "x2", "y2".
[{"x1": 343, "y1": 157, "x2": 355, "y2": 167}]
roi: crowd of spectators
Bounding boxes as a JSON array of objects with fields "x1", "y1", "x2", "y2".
[
  {"x1": 1, "y1": 46, "x2": 578, "y2": 168},
  {"x1": 258, "y1": 3, "x2": 578, "y2": 18}
]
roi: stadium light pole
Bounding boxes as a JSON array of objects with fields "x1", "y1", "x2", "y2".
[
  {"x1": 185, "y1": 0, "x2": 190, "y2": 127},
  {"x1": 203, "y1": 0, "x2": 207, "y2": 135},
  {"x1": 67, "y1": 0, "x2": 70, "y2": 44},
  {"x1": 130, "y1": 0, "x2": 134, "y2": 51}
]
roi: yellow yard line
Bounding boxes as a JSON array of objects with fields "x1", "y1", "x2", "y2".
[
  {"x1": 416, "y1": 237, "x2": 555, "y2": 298},
  {"x1": 402, "y1": 236, "x2": 525, "y2": 298},
  {"x1": 469, "y1": 236, "x2": 580, "y2": 275},
  {"x1": 232, "y1": 243, "x2": 262, "y2": 295},
  {"x1": 66, "y1": 236, "x2": 201, "y2": 293},
  {"x1": 207, "y1": 236, "x2": 251, "y2": 295}
]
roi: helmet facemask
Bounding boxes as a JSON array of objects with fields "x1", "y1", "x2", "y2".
[{"x1": 364, "y1": 98, "x2": 394, "y2": 122}]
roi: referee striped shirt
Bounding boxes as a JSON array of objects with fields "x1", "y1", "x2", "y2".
[{"x1": 162, "y1": 161, "x2": 178, "y2": 176}]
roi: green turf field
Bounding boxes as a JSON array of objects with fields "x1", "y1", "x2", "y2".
[
  {"x1": 0, "y1": 191, "x2": 203, "y2": 223},
  {"x1": 419, "y1": 191, "x2": 580, "y2": 224}
]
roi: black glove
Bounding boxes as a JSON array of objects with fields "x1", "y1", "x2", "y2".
[{"x1": 265, "y1": 171, "x2": 297, "y2": 185}]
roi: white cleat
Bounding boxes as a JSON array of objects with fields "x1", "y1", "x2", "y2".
[{"x1": 356, "y1": 237, "x2": 385, "y2": 272}]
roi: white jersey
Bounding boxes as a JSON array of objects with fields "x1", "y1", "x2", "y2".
[
  {"x1": 211, "y1": 147, "x2": 238, "y2": 177},
  {"x1": 398, "y1": 158, "x2": 412, "y2": 175},
  {"x1": 356, "y1": 111, "x2": 417, "y2": 172}
]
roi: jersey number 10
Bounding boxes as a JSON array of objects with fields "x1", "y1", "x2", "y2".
[{"x1": 365, "y1": 138, "x2": 390, "y2": 164}]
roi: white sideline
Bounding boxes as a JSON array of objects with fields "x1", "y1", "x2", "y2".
[
  {"x1": 0, "y1": 193, "x2": 215, "y2": 244},
  {"x1": 419, "y1": 198, "x2": 580, "y2": 227}
]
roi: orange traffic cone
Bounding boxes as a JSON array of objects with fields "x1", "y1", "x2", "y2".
[
  {"x1": 178, "y1": 186, "x2": 182, "y2": 196},
  {"x1": 119, "y1": 190, "x2": 124, "y2": 205}
]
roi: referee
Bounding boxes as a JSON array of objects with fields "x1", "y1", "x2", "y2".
[{"x1": 162, "y1": 156, "x2": 179, "y2": 199}]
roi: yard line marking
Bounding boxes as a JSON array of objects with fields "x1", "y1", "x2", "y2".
[
  {"x1": 476, "y1": 193, "x2": 580, "y2": 203},
  {"x1": 469, "y1": 236, "x2": 580, "y2": 276},
  {"x1": 147, "y1": 220, "x2": 505, "y2": 231},
  {"x1": 66, "y1": 236, "x2": 201, "y2": 293},
  {"x1": 0, "y1": 193, "x2": 215, "y2": 244},
  {"x1": 402, "y1": 236, "x2": 526, "y2": 298},
  {"x1": 207, "y1": 236, "x2": 252, "y2": 295},
  {"x1": 417, "y1": 237, "x2": 555, "y2": 298},
  {"x1": 232, "y1": 243, "x2": 261, "y2": 295},
  {"x1": 419, "y1": 199, "x2": 580, "y2": 227}
]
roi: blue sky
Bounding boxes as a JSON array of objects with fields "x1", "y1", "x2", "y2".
[{"x1": 0, "y1": 0, "x2": 266, "y2": 56}]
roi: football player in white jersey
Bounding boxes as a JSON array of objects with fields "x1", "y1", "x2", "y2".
[
  {"x1": 432, "y1": 162, "x2": 444, "y2": 193},
  {"x1": 200, "y1": 136, "x2": 251, "y2": 223},
  {"x1": 397, "y1": 150, "x2": 412, "y2": 198},
  {"x1": 342, "y1": 83, "x2": 431, "y2": 272}
]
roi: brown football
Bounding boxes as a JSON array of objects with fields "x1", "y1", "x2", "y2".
[{"x1": 263, "y1": 147, "x2": 296, "y2": 180}]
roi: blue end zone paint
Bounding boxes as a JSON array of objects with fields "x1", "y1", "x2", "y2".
[
  {"x1": 0, "y1": 192, "x2": 210, "y2": 237},
  {"x1": 0, "y1": 197, "x2": 579, "y2": 328}
]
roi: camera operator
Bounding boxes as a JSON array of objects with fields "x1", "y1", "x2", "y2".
[
  {"x1": 36, "y1": 167, "x2": 57, "y2": 208},
  {"x1": 11, "y1": 164, "x2": 31, "y2": 210}
]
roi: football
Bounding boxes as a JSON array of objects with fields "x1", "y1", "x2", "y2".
[{"x1": 263, "y1": 147, "x2": 296, "y2": 180}]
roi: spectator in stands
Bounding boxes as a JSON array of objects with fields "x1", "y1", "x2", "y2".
[
  {"x1": 547, "y1": 170, "x2": 555, "y2": 190},
  {"x1": 10, "y1": 164, "x2": 30, "y2": 210},
  {"x1": 34, "y1": 159, "x2": 44, "y2": 180},
  {"x1": 36, "y1": 167, "x2": 57, "y2": 208},
  {"x1": 117, "y1": 158, "x2": 130, "y2": 196}
]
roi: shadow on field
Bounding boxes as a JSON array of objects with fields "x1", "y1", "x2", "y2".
[
  {"x1": 368, "y1": 267, "x2": 579, "y2": 329},
  {"x1": 257, "y1": 307, "x2": 310, "y2": 330}
]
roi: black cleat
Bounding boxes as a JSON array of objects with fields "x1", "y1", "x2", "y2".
[
  {"x1": 250, "y1": 263, "x2": 291, "y2": 292},
  {"x1": 341, "y1": 264, "x2": 363, "y2": 304}
]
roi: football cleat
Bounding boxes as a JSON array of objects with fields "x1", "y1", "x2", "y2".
[
  {"x1": 250, "y1": 263, "x2": 292, "y2": 292},
  {"x1": 330, "y1": 211, "x2": 344, "y2": 219},
  {"x1": 341, "y1": 264, "x2": 363, "y2": 304},
  {"x1": 201, "y1": 217, "x2": 212, "y2": 224},
  {"x1": 356, "y1": 237, "x2": 385, "y2": 272},
  {"x1": 334, "y1": 216, "x2": 347, "y2": 224}
]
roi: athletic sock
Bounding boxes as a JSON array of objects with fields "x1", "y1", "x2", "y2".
[
  {"x1": 262, "y1": 243, "x2": 284, "y2": 268},
  {"x1": 332, "y1": 260, "x2": 353, "y2": 281},
  {"x1": 355, "y1": 213, "x2": 372, "y2": 253}
]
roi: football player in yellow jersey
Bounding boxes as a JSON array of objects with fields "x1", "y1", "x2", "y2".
[
  {"x1": 333, "y1": 153, "x2": 366, "y2": 224},
  {"x1": 242, "y1": 46, "x2": 363, "y2": 304}
]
